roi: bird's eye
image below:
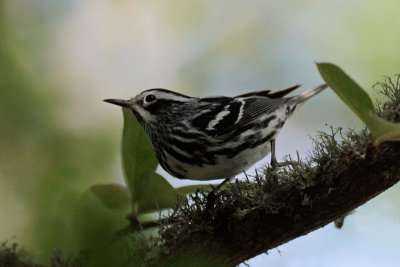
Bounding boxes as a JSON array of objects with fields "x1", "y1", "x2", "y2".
[{"x1": 144, "y1": 94, "x2": 157, "y2": 103}]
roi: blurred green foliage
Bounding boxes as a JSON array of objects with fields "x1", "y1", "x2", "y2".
[
  {"x1": 0, "y1": 2, "x2": 119, "y2": 263},
  {"x1": 0, "y1": 3, "x2": 209, "y2": 264}
]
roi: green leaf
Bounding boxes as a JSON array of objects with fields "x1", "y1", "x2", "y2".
[
  {"x1": 136, "y1": 171, "x2": 183, "y2": 213},
  {"x1": 90, "y1": 184, "x2": 130, "y2": 210},
  {"x1": 76, "y1": 189, "x2": 131, "y2": 262},
  {"x1": 121, "y1": 108, "x2": 157, "y2": 200},
  {"x1": 366, "y1": 112, "x2": 400, "y2": 145},
  {"x1": 317, "y1": 62, "x2": 400, "y2": 145},
  {"x1": 176, "y1": 184, "x2": 213, "y2": 195},
  {"x1": 136, "y1": 172, "x2": 212, "y2": 213},
  {"x1": 317, "y1": 62, "x2": 375, "y2": 123},
  {"x1": 120, "y1": 108, "x2": 213, "y2": 214}
]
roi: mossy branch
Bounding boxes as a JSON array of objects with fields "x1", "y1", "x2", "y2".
[
  {"x1": 2, "y1": 77, "x2": 400, "y2": 267},
  {"x1": 137, "y1": 76, "x2": 400, "y2": 266}
]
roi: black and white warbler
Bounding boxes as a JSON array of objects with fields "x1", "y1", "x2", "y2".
[{"x1": 105, "y1": 84, "x2": 327, "y2": 187}]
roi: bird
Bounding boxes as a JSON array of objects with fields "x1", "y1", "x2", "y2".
[{"x1": 104, "y1": 83, "x2": 327, "y2": 191}]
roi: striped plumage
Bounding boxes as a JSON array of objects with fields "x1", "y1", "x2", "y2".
[{"x1": 105, "y1": 84, "x2": 327, "y2": 181}]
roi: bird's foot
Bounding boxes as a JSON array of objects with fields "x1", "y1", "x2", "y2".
[
  {"x1": 205, "y1": 178, "x2": 231, "y2": 210},
  {"x1": 270, "y1": 159, "x2": 292, "y2": 170},
  {"x1": 206, "y1": 190, "x2": 218, "y2": 210}
]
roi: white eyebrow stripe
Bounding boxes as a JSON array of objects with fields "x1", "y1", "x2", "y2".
[
  {"x1": 206, "y1": 105, "x2": 231, "y2": 131},
  {"x1": 151, "y1": 91, "x2": 191, "y2": 102}
]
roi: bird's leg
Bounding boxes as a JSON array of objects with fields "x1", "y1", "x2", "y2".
[
  {"x1": 212, "y1": 177, "x2": 231, "y2": 193},
  {"x1": 206, "y1": 177, "x2": 232, "y2": 209},
  {"x1": 270, "y1": 139, "x2": 280, "y2": 170},
  {"x1": 270, "y1": 139, "x2": 292, "y2": 170}
]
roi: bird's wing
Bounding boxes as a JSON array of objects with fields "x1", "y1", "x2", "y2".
[
  {"x1": 191, "y1": 95, "x2": 289, "y2": 137},
  {"x1": 234, "y1": 84, "x2": 302, "y2": 98},
  {"x1": 232, "y1": 96, "x2": 288, "y2": 130}
]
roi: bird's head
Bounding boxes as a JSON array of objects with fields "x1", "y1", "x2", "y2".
[{"x1": 104, "y1": 88, "x2": 194, "y2": 126}]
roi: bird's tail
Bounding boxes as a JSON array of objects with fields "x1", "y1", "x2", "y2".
[{"x1": 296, "y1": 84, "x2": 328, "y2": 103}]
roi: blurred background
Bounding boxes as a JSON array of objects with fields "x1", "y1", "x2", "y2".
[{"x1": 1, "y1": 0, "x2": 399, "y2": 266}]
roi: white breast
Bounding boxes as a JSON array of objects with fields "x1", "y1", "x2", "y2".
[{"x1": 170, "y1": 141, "x2": 271, "y2": 180}]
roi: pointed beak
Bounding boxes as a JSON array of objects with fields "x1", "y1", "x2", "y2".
[{"x1": 103, "y1": 98, "x2": 132, "y2": 108}]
